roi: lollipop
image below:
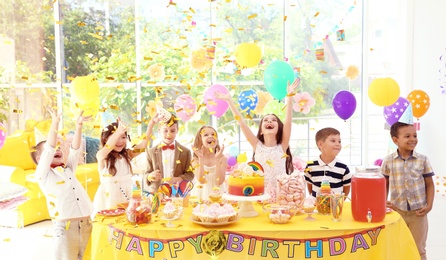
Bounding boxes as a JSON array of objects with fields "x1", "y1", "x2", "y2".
[{"x1": 152, "y1": 193, "x2": 161, "y2": 214}]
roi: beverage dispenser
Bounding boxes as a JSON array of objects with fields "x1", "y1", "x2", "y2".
[{"x1": 351, "y1": 167, "x2": 386, "y2": 222}]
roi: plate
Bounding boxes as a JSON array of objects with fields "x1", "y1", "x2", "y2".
[
  {"x1": 190, "y1": 216, "x2": 240, "y2": 227},
  {"x1": 97, "y1": 208, "x2": 126, "y2": 216}
]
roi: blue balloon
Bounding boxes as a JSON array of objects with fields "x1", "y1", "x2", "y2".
[
  {"x1": 238, "y1": 89, "x2": 258, "y2": 114},
  {"x1": 229, "y1": 146, "x2": 239, "y2": 157},
  {"x1": 263, "y1": 60, "x2": 295, "y2": 100}
]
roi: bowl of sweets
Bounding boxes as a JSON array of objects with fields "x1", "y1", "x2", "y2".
[{"x1": 263, "y1": 204, "x2": 296, "y2": 224}]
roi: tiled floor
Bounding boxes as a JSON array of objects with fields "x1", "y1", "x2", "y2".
[{"x1": 1, "y1": 195, "x2": 445, "y2": 260}]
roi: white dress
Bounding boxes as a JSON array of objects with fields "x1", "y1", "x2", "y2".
[
  {"x1": 93, "y1": 158, "x2": 132, "y2": 212},
  {"x1": 254, "y1": 141, "x2": 286, "y2": 202},
  {"x1": 193, "y1": 165, "x2": 225, "y2": 201}
]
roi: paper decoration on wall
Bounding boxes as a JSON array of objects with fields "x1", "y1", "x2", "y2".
[
  {"x1": 439, "y1": 49, "x2": 446, "y2": 94},
  {"x1": 206, "y1": 45, "x2": 216, "y2": 60},
  {"x1": 368, "y1": 78, "x2": 400, "y2": 106},
  {"x1": 293, "y1": 92, "x2": 315, "y2": 114},
  {"x1": 315, "y1": 48, "x2": 325, "y2": 61},
  {"x1": 345, "y1": 65, "x2": 359, "y2": 80},
  {"x1": 336, "y1": 29, "x2": 345, "y2": 41},
  {"x1": 148, "y1": 64, "x2": 166, "y2": 81}
]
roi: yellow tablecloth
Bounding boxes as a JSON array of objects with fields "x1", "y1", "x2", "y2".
[{"x1": 90, "y1": 202, "x2": 419, "y2": 260}]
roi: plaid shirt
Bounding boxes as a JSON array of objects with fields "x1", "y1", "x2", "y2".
[{"x1": 381, "y1": 150, "x2": 434, "y2": 211}]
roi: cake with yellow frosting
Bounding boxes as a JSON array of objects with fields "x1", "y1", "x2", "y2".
[{"x1": 227, "y1": 161, "x2": 264, "y2": 196}]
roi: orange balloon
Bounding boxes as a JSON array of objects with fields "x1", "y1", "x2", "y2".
[
  {"x1": 368, "y1": 78, "x2": 400, "y2": 106},
  {"x1": 407, "y1": 90, "x2": 430, "y2": 118}
]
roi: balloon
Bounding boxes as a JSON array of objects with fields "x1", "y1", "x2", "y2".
[
  {"x1": 237, "y1": 153, "x2": 247, "y2": 163},
  {"x1": 264, "y1": 60, "x2": 294, "y2": 100},
  {"x1": 71, "y1": 99, "x2": 100, "y2": 117},
  {"x1": 235, "y1": 43, "x2": 262, "y2": 68},
  {"x1": 204, "y1": 84, "x2": 229, "y2": 118},
  {"x1": 368, "y1": 78, "x2": 400, "y2": 106},
  {"x1": 227, "y1": 156, "x2": 237, "y2": 166},
  {"x1": 0, "y1": 122, "x2": 6, "y2": 149},
  {"x1": 383, "y1": 97, "x2": 413, "y2": 126},
  {"x1": 332, "y1": 90, "x2": 357, "y2": 120},
  {"x1": 407, "y1": 90, "x2": 430, "y2": 118},
  {"x1": 263, "y1": 99, "x2": 285, "y2": 120},
  {"x1": 71, "y1": 75, "x2": 100, "y2": 104},
  {"x1": 174, "y1": 94, "x2": 196, "y2": 121},
  {"x1": 229, "y1": 146, "x2": 239, "y2": 157},
  {"x1": 238, "y1": 89, "x2": 258, "y2": 114}
]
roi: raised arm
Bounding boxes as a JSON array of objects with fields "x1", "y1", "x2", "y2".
[
  {"x1": 96, "y1": 118, "x2": 128, "y2": 170},
  {"x1": 282, "y1": 78, "x2": 300, "y2": 151},
  {"x1": 215, "y1": 92, "x2": 258, "y2": 149},
  {"x1": 72, "y1": 110, "x2": 92, "y2": 150},
  {"x1": 129, "y1": 113, "x2": 161, "y2": 159},
  {"x1": 46, "y1": 106, "x2": 61, "y2": 148}
]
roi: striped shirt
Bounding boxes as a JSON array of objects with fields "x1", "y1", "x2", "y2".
[
  {"x1": 304, "y1": 157, "x2": 351, "y2": 197},
  {"x1": 381, "y1": 150, "x2": 434, "y2": 211}
]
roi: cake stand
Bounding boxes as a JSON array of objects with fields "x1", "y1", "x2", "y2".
[{"x1": 223, "y1": 193, "x2": 271, "y2": 218}]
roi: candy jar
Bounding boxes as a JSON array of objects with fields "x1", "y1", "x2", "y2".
[
  {"x1": 126, "y1": 174, "x2": 152, "y2": 224},
  {"x1": 126, "y1": 197, "x2": 152, "y2": 224},
  {"x1": 316, "y1": 178, "x2": 332, "y2": 215}
]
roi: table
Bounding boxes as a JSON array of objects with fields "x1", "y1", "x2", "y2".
[{"x1": 90, "y1": 202, "x2": 419, "y2": 260}]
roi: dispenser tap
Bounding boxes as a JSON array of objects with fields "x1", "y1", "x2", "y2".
[{"x1": 367, "y1": 210, "x2": 372, "y2": 223}]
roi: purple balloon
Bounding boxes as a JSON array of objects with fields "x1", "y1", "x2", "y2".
[
  {"x1": 204, "y1": 84, "x2": 229, "y2": 118},
  {"x1": 383, "y1": 97, "x2": 410, "y2": 126},
  {"x1": 227, "y1": 156, "x2": 237, "y2": 166},
  {"x1": 332, "y1": 90, "x2": 357, "y2": 120}
]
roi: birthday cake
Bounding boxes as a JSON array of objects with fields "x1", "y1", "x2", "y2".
[{"x1": 227, "y1": 161, "x2": 265, "y2": 196}]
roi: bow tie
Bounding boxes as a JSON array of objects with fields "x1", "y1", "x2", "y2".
[{"x1": 162, "y1": 144, "x2": 175, "y2": 150}]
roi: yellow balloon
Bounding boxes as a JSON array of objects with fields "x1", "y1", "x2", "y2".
[
  {"x1": 71, "y1": 75, "x2": 100, "y2": 104},
  {"x1": 71, "y1": 99, "x2": 99, "y2": 117},
  {"x1": 235, "y1": 43, "x2": 262, "y2": 68},
  {"x1": 237, "y1": 153, "x2": 247, "y2": 163},
  {"x1": 368, "y1": 78, "x2": 400, "y2": 106}
]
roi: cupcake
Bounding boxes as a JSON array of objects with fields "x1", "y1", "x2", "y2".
[
  {"x1": 163, "y1": 202, "x2": 177, "y2": 219},
  {"x1": 208, "y1": 187, "x2": 222, "y2": 202},
  {"x1": 303, "y1": 197, "x2": 316, "y2": 213}
]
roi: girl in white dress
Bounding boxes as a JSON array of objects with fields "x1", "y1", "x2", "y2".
[
  {"x1": 215, "y1": 79, "x2": 299, "y2": 202},
  {"x1": 191, "y1": 126, "x2": 228, "y2": 201},
  {"x1": 93, "y1": 117, "x2": 154, "y2": 213}
]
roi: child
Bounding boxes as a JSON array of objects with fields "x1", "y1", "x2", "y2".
[
  {"x1": 304, "y1": 127, "x2": 352, "y2": 198},
  {"x1": 381, "y1": 122, "x2": 435, "y2": 260},
  {"x1": 30, "y1": 108, "x2": 92, "y2": 260},
  {"x1": 93, "y1": 117, "x2": 154, "y2": 212},
  {"x1": 144, "y1": 113, "x2": 194, "y2": 194},
  {"x1": 192, "y1": 125, "x2": 228, "y2": 201},
  {"x1": 215, "y1": 79, "x2": 298, "y2": 201}
]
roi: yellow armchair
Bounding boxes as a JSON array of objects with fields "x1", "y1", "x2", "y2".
[{"x1": 0, "y1": 129, "x2": 100, "y2": 227}]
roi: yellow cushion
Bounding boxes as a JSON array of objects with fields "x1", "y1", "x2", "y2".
[{"x1": 0, "y1": 132, "x2": 36, "y2": 170}]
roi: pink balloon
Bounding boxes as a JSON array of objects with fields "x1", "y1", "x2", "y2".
[
  {"x1": 174, "y1": 94, "x2": 196, "y2": 121},
  {"x1": 0, "y1": 122, "x2": 6, "y2": 149},
  {"x1": 204, "y1": 84, "x2": 229, "y2": 118}
]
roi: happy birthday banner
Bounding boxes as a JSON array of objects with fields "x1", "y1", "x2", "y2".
[{"x1": 105, "y1": 224, "x2": 385, "y2": 259}]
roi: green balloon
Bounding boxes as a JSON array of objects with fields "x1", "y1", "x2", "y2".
[
  {"x1": 263, "y1": 99, "x2": 285, "y2": 120},
  {"x1": 263, "y1": 60, "x2": 295, "y2": 100}
]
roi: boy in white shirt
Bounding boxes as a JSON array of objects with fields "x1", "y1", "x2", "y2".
[{"x1": 30, "y1": 107, "x2": 93, "y2": 260}]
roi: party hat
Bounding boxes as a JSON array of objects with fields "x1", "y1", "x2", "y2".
[{"x1": 398, "y1": 103, "x2": 413, "y2": 124}]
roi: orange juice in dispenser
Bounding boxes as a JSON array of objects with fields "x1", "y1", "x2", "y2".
[{"x1": 351, "y1": 167, "x2": 386, "y2": 222}]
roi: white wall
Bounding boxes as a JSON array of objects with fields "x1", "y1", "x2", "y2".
[{"x1": 411, "y1": 0, "x2": 446, "y2": 177}]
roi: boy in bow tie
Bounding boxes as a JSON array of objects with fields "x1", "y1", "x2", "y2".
[
  {"x1": 30, "y1": 107, "x2": 93, "y2": 260},
  {"x1": 144, "y1": 112, "x2": 194, "y2": 194}
]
